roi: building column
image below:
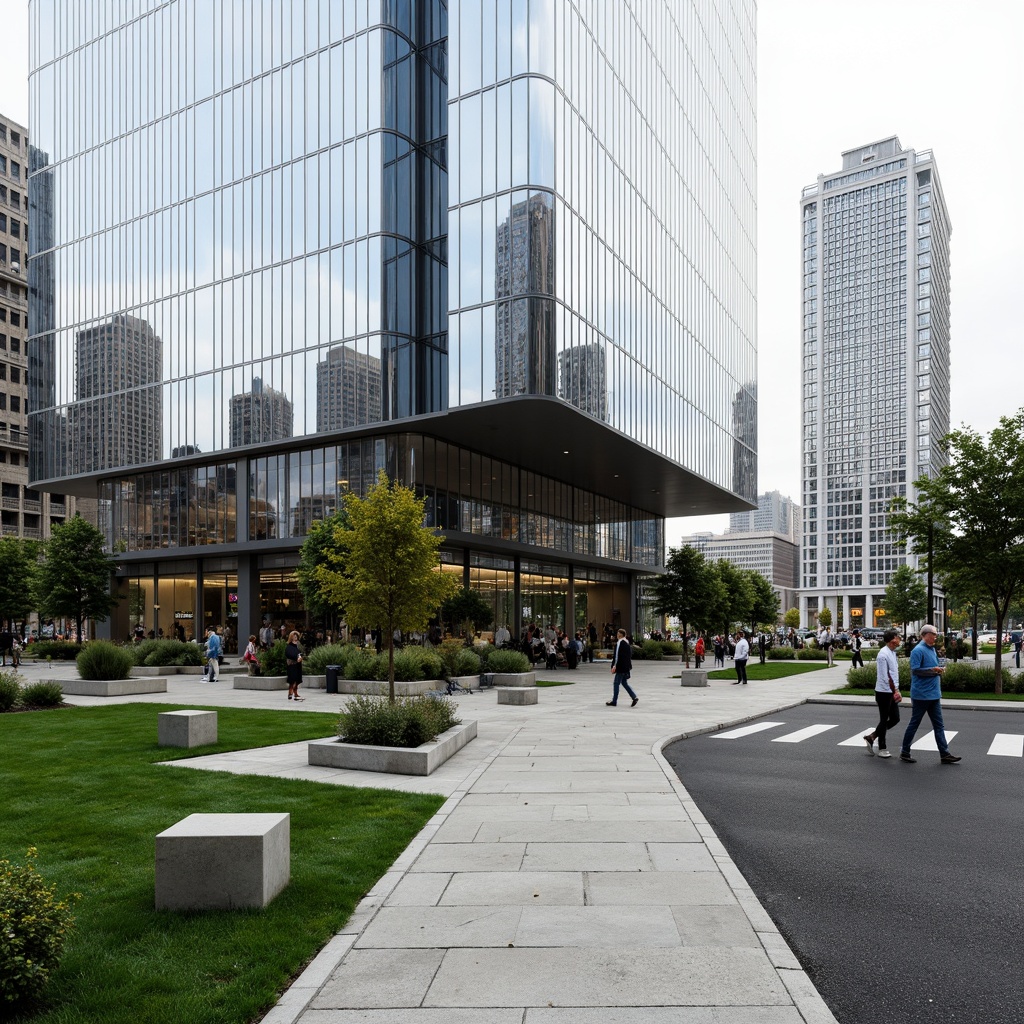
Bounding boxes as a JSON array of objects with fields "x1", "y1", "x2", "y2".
[
  {"x1": 566, "y1": 565, "x2": 575, "y2": 635},
  {"x1": 800, "y1": 594, "x2": 809, "y2": 628},
  {"x1": 513, "y1": 555, "x2": 522, "y2": 641},
  {"x1": 237, "y1": 554, "x2": 260, "y2": 649},
  {"x1": 865, "y1": 593, "x2": 874, "y2": 629}
]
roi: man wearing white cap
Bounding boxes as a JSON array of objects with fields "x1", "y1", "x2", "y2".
[{"x1": 899, "y1": 624, "x2": 961, "y2": 764}]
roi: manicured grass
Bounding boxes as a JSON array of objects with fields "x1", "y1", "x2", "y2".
[
  {"x1": 704, "y1": 662, "x2": 833, "y2": 681},
  {"x1": 0, "y1": 703, "x2": 445, "y2": 1024},
  {"x1": 536, "y1": 678, "x2": 575, "y2": 687},
  {"x1": 827, "y1": 686, "x2": 1024, "y2": 702}
]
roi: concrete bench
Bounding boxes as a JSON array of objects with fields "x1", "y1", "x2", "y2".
[
  {"x1": 158, "y1": 710, "x2": 217, "y2": 748},
  {"x1": 155, "y1": 812, "x2": 290, "y2": 910},
  {"x1": 679, "y1": 669, "x2": 709, "y2": 687},
  {"x1": 497, "y1": 687, "x2": 539, "y2": 705}
]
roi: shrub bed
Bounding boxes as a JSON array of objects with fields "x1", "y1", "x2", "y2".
[
  {"x1": 338, "y1": 694, "x2": 461, "y2": 748},
  {"x1": 0, "y1": 846, "x2": 80, "y2": 1006},
  {"x1": 486, "y1": 649, "x2": 531, "y2": 673},
  {"x1": 76, "y1": 642, "x2": 134, "y2": 681},
  {"x1": 258, "y1": 640, "x2": 289, "y2": 677},
  {"x1": 640, "y1": 640, "x2": 664, "y2": 661},
  {"x1": 846, "y1": 660, "x2": 1024, "y2": 694},
  {"x1": 132, "y1": 638, "x2": 203, "y2": 667},
  {"x1": 301, "y1": 643, "x2": 355, "y2": 675},
  {"x1": 767, "y1": 647, "x2": 796, "y2": 660},
  {"x1": 26, "y1": 641, "x2": 82, "y2": 661}
]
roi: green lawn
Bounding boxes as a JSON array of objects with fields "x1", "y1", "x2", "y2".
[
  {"x1": 536, "y1": 678, "x2": 575, "y2": 687},
  {"x1": 704, "y1": 662, "x2": 833, "y2": 681},
  {"x1": 1, "y1": 704, "x2": 445, "y2": 1024},
  {"x1": 827, "y1": 686, "x2": 1024, "y2": 702}
]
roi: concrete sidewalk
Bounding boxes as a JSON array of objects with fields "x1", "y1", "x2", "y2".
[{"x1": 41, "y1": 656, "x2": 846, "y2": 1021}]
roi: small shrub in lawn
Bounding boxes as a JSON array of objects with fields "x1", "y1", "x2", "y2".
[
  {"x1": 767, "y1": 647, "x2": 796, "y2": 660},
  {"x1": 19, "y1": 682, "x2": 64, "y2": 708},
  {"x1": 641, "y1": 640, "x2": 664, "y2": 661},
  {"x1": 454, "y1": 648, "x2": 481, "y2": 676},
  {"x1": 76, "y1": 641, "x2": 134, "y2": 680},
  {"x1": 259, "y1": 640, "x2": 289, "y2": 677},
  {"x1": 301, "y1": 643, "x2": 355, "y2": 675},
  {"x1": 0, "y1": 847, "x2": 80, "y2": 1006},
  {"x1": 0, "y1": 672, "x2": 20, "y2": 711},
  {"x1": 338, "y1": 693, "x2": 461, "y2": 748},
  {"x1": 26, "y1": 641, "x2": 82, "y2": 661},
  {"x1": 486, "y1": 649, "x2": 531, "y2": 673}
]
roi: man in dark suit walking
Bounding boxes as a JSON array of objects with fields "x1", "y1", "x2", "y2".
[{"x1": 607, "y1": 628, "x2": 638, "y2": 707}]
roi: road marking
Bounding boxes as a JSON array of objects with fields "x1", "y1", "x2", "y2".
[
  {"x1": 712, "y1": 722, "x2": 786, "y2": 739},
  {"x1": 988, "y1": 734, "x2": 1024, "y2": 757},
  {"x1": 910, "y1": 730, "x2": 958, "y2": 751},
  {"x1": 773, "y1": 725, "x2": 840, "y2": 743},
  {"x1": 838, "y1": 731, "x2": 876, "y2": 747}
]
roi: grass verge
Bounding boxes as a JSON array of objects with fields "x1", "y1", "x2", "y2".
[
  {"x1": 826, "y1": 686, "x2": 1024, "y2": 702},
  {"x1": 1, "y1": 703, "x2": 445, "y2": 1024},
  {"x1": 705, "y1": 662, "x2": 833, "y2": 681},
  {"x1": 536, "y1": 678, "x2": 575, "y2": 687}
]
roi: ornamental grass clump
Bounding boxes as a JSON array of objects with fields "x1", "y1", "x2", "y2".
[
  {"x1": 133, "y1": 638, "x2": 203, "y2": 667},
  {"x1": 338, "y1": 693, "x2": 461, "y2": 749},
  {"x1": 486, "y1": 649, "x2": 531, "y2": 673},
  {"x1": 19, "y1": 681, "x2": 64, "y2": 708},
  {"x1": 76, "y1": 641, "x2": 134, "y2": 681},
  {"x1": 453, "y1": 647, "x2": 481, "y2": 676},
  {"x1": 0, "y1": 672, "x2": 20, "y2": 711},
  {"x1": 0, "y1": 847, "x2": 80, "y2": 1006},
  {"x1": 301, "y1": 643, "x2": 356, "y2": 675}
]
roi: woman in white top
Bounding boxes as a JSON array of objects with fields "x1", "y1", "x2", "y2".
[{"x1": 863, "y1": 629, "x2": 902, "y2": 757}]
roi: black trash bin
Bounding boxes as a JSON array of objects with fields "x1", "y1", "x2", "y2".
[{"x1": 326, "y1": 665, "x2": 340, "y2": 694}]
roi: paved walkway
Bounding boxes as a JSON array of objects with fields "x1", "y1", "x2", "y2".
[{"x1": 32, "y1": 655, "x2": 1018, "y2": 1023}]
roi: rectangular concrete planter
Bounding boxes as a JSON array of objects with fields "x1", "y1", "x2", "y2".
[
  {"x1": 336, "y1": 678, "x2": 440, "y2": 697},
  {"x1": 233, "y1": 675, "x2": 289, "y2": 690},
  {"x1": 60, "y1": 677, "x2": 168, "y2": 696},
  {"x1": 303, "y1": 675, "x2": 327, "y2": 689},
  {"x1": 130, "y1": 666, "x2": 166, "y2": 677},
  {"x1": 679, "y1": 669, "x2": 709, "y2": 687},
  {"x1": 497, "y1": 687, "x2": 538, "y2": 705},
  {"x1": 450, "y1": 675, "x2": 481, "y2": 690},
  {"x1": 178, "y1": 665, "x2": 205, "y2": 675},
  {"x1": 491, "y1": 671, "x2": 536, "y2": 688},
  {"x1": 307, "y1": 720, "x2": 477, "y2": 776}
]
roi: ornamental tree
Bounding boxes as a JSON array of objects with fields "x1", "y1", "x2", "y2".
[
  {"x1": 648, "y1": 546, "x2": 725, "y2": 665},
  {"x1": 890, "y1": 409, "x2": 1024, "y2": 693},
  {"x1": 315, "y1": 472, "x2": 459, "y2": 701},
  {"x1": 883, "y1": 563, "x2": 928, "y2": 637}
]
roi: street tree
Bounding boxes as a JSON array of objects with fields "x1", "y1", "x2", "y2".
[
  {"x1": 883, "y1": 564, "x2": 928, "y2": 636},
  {"x1": 297, "y1": 509, "x2": 351, "y2": 625},
  {"x1": 817, "y1": 607, "x2": 833, "y2": 630},
  {"x1": 0, "y1": 537, "x2": 38, "y2": 632},
  {"x1": 890, "y1": 409, "x2": 1024, "y2": 693},
  {"x1": 783, "y1": 607, "x2": 801, "y2": 630},
  {"x1": 440, "y1": 588, "x2": 493, "y2": 641},
  {"x1": 34, "y1": 516, "x2": 119, "y2": 641},
  {"x1": 314, "y1": 472, "x2": 459, "y2": 701},
  {"x1": 714, "y1": 560, "x2": 754, "y2": 634},
  {"x1": 746, "y1": 571, "x2": 780, "y2": 631},
  {"x1": 648, "y1": 546, "x2": 725, "y2": 666}
]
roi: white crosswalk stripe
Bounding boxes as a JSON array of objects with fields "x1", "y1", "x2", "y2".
[
  {"x1": 712, "y1": 722, "x2": 786, "y2": 739},
  {"x1": 911, "y1": 730, "x2": 958, "y2": 751},
  {"x1": 772, "y1": 725, "x2": 839, "y2": 743},
  {"x1": 987, "y1": 734, "x2": 1024, "y2": 757},
  {"x1": 838, "y1": 731, "x2": 874, "y2": 747}
]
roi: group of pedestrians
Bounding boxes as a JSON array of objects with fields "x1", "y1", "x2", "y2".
[{"x1": 862, "y1": 624, "x2": 961, "y2": 764}]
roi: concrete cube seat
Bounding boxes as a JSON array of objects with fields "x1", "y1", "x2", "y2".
[
  {"x1": 497, "y1": 687, "x2": 539, "y2": 705},
  {"x1": 155, "y1": 812, "x2": 290, "y2": 910},
  {"x1": 158, "y1": 709, "x2": 217, "y2": 748}
]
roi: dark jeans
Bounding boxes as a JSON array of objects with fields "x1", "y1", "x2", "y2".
[
  {"x1": 901, "y1": 698, "x2": 950, "y2": 757},
  {"x1": 735, "y1": 658, "x2": 748, "y2": 684},
  {"x1": 611, "y1": 671, "x2": 637, "y2": 704},
  {"x1": 872, "y1": 691, "x2": 900, "y2": 748},
  {"x1": 851, "y1": 650, "x2": 864, "y2": 668}
]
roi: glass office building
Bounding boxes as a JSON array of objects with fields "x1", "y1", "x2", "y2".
[
  {"x1": 799, "y1": 138, "x2": 951, "y2": 631},
  {"x1": 28, "y1": 0, "x2": 756, "y2": 644}
]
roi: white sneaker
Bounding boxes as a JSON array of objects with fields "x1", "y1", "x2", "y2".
[{"x1": 877, "y1": 750, "x2": 892, "y2": 758}]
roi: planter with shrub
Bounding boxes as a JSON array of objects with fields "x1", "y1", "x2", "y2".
[
  {"x1": 486, "y1": 648, "x2": 535, "y2": 687},
  {"x1": 307, "y1": 693, "x2": 475, "y2": 775},
  {"x1": 130, "y1": 639, "x2": 204, "y2": 675},
  {"x1": 59, "y1": 642, "x2": 168, "y2": 696}
]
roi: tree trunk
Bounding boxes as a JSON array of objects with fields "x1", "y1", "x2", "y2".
[
  {"x1": 993, "y1": 605, "x2": 1006, "y2": 695},
  {"x1": 683, "y1": 623, "x2": 690, "y2": 667},
  {"x1": 971, "y1": 605, "x2": 979, "y2": 660},
  {"x1": 387, "y1": 626, "x2": 396, "y2": 704}
]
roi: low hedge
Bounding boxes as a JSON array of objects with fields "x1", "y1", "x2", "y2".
[
  {"x1": 487, "y1": 649, "x2": 531, "y2": 673},
  {"x1": 301, "y1": 643, "x2": 356, "y2": 675},
  {"x1": 132, "y1": 638, "x2": 204, "y2": 667},
  {"x1": 846, "y1": 660, "x2": 1024, "y2": 694},
  {"x1": 25, "y1": 641, "x2": 82, "y2": 661},
  {"x1": 767, "y1": 647, "x2": 796, "y2": 660},
  {"x1": 338, "y1": 694, "x2": 461, "y2": 748}
]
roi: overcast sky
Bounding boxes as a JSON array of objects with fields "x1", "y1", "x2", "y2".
[{"x1": 4, "y1": 1, "x2": 1023, "y2": 546}]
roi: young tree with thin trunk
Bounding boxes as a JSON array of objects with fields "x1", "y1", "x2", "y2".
[
  {"x1": 314, "y1": 472, "x2": 459, "y2": 702},
  {"x1": 883, "y1": 563, "x2": 927, "y2": 637},
  {"x1": 890, "y1": 410, "x2": 1024, "y2": 694}
]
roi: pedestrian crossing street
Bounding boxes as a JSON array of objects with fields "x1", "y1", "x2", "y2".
[{"x1": 711, "y1": 720, "x2": 1024, "y2": 757}]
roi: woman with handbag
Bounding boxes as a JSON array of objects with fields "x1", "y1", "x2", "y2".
[
  {"x1": 863, "y1": 629, "x2": 902, "y2": 757},
  {"x1": 285, "y1": 630, "x2": 305, "y2": 701},
  {"x1": 243, "y1": 634, "x2": 260, "y2": 676}
]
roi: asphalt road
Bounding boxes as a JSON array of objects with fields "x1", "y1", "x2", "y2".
[{"x1": 663, "y1": 702, "x2": 1024, "y2": 1024}]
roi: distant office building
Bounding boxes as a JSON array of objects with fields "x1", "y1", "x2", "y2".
[
  {"x1": 682, "y1": 491, "x2": 801, "y2": 616},
  {"x1": 316, "y1": 347, "x2": 382, "y2": 431},
  {"x1": 799, "y1": 137, "x2": 951, "y2": 630},
  {"x1": 229, "y1": 377, "x2": 293, "y2": 448},
  {"x1": 557, "y1": 343, "x2": 607, "y2": 421},
  {"x1": 71, "y1": 314, "x2": 163, "y2": 473}
]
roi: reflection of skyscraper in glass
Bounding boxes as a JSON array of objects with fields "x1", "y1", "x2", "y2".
[
  {"x1": 732, "y1": 383, "x2": 756, "y2": 498},
  {"x1": 557, "y1": 344, "x2": 607, "y2": 422},
  {"x1": 71, "y1": 315, "x2": 162, "y2": 472},
  {"x1": 229, "y1": 378, "x2": 293, "y2": 448},
  {"x1": 316, "y1": 347, "x2": 383, "y2": 431},
  {"x1": 495, "y1": 193, "x2": 555, "y2": 399}
]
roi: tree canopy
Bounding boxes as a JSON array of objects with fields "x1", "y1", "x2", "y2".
[
  {"x1": 34, "y1": 516, "x2": 119, "y2": 641},
  {"x1": 440, "y1": 588, "x2": 494, "y2": 639},
  {"x1": 783, "y1": 607, "x2": 801, "y2": 630},
  {"x1": 297, "y1": 509, "x2": 351, "y2": 621},
  {"x1": 0, "y1": 538, "x2": 38, "y2": 630},
  {"x1": 882, "y1": 563, "x2": 927, "y2": 635},
  {"x1": 314, "y1": 472, "x2": 459, "y2": 700},
  {"x1": 817, "y1": 606, "x2": 833, "y2": 630},
  {"x1": 890, "y1": 409, "x2": 1024, "y2": 693}
]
